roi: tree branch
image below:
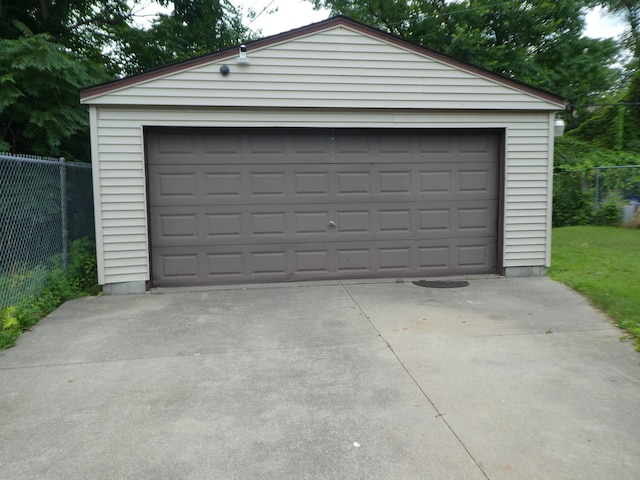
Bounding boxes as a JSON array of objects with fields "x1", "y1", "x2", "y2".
[
  {"x1": 69, "y1": 13, "x2": 131, "y2": 30},
  {"x1": 39, "y1": 0, "x2": 49, "y2": 22}
]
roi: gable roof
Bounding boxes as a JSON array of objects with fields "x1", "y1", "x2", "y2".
[{"x1": 80, "y1": 15, "x2": 565, "y2": 107}]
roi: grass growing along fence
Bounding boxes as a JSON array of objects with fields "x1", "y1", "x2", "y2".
[
  {"x1": 0, "y1": 238, "x2": 100, "y2": 349},
  {"x1": 549, "y1": 226, "x2": 640, "y2": 348}
]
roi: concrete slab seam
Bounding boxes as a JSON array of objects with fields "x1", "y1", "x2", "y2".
[
  {"x1": 0, "y1": 341, "x2": 382, "y2": 372},
  {"x1": 339, "y1": 281, "x2": 491, "y2": 480}
]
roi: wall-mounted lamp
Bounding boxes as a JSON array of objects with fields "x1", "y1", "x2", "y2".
[
  {"x1": 554, "y1": 118, "x2": 565, "y2": 137},
  {"x1": 237, "y1": 44, "x2": 250, "y2": 63}
]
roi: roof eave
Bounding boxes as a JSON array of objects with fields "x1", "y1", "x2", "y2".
[{"x1": 80, "y1": 15, "x2": 566, "y2": 108}]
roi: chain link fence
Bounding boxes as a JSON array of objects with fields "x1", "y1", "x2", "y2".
[
  {"x1": 594, "y1": 164, "x2": 640, "y2": 206},
  {"x1": 553, "y1": 165, "x2": 640, "y2": 226},
  {"x1": 0, "y1": 154, "x2": 93, "y2": 310}
]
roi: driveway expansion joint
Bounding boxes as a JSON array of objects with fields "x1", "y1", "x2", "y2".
[{"x1": 340, "y1": 282, "x2": 490, "y2": 480}]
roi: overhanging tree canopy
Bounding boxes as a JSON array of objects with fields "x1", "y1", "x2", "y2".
[{"x1": 0, "y1": 0, "x2": 250, "y2": 158}]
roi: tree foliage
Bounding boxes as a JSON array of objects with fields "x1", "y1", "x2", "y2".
[
  {"x1": 567, "y1": 68, "x2": 640, "y2": 151},
  {"x1": 113, "y1": 0, "x2": 252, "y2": 76},
  {"x1": 0, "y1": 0, "x2": 134, "y2": 75},
  {"x1": 0, "y1": 1, "x2": 250, "y2": 158},
  {"x1": 0, "y1": 22, "x2": 107, "y2": 157}
]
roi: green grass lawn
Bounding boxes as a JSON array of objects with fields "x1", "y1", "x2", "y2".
[{"x1": 549, "y1": 226, "x2": 640, "y2": 347}]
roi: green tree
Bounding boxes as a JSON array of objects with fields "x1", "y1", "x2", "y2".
[
  {"x1": 0, "y1": 1, "x2": 251, "y2": 156},
  {"x1": 567, "y1": 68, "x2": 640, "y2": 151},
  {"x1": 113, "y1": 0, "x2": 252, "y2": 76},
  {"x1": 0, "y1": 0, "x2": 135, "y2": 76},
  {"x1": 0, "y1": 22, "x2": 107, "y2": 157}
]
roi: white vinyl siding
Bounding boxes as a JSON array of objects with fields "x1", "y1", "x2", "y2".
[
  {"x1": 89, "y1": 106, "x2": 553, "y2": 285},
  {"x1": 83, "y1": 27, "x2": 559, "y2": 111}
]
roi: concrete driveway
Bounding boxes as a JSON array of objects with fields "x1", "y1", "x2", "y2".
[{"x1": 1, "y1": 277, "x2": 639, "y2": 479}]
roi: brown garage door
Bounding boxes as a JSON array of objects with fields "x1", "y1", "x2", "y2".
[{"x1": 146, "y1": 128, "x2": 500, "y2": 286}]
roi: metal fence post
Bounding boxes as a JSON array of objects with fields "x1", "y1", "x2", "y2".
[
  {"x1": 594, "y1": 167, "x2": 600, "y2": 209},
  {"x1": 60, "y1": 157, "x2": 68, "y2": 270},
  {"x1": 0, "y1": 153, "x2": 93, "y2": 310}
]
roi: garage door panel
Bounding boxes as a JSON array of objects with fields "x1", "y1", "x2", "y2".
[
  {"x1": 378, "y1": 209, "x2": 411, "y2": 233},
  {"x1": 419, "y1": 170, "x2": 452, "y2": 194},
  {"x1": 150, "y1": 133, "x2": 199, "y2": 160},
  {"x1": 207, "y1": 213, "x2": 244, "y2": 239},
  {"x1": 249, "y1": 211, "x2": 287, "y2": 238},
  {"x1": 201, "y1": 132, "x2": 244, "y2": 157},
  {"x1": 204, "y1": 171, "x2": 243, "y2": 200},
  {"x1": 152, "y1": 236, "x2": 497, "y2": 286},
  {"x1": 378, "y1": 171, "x2": 413, "y2": 194},
  {"x1": 152, "y1": 252, "x2": 202, "y2": 283},
  {"x1": 418, "y1": 245, "x2": 450, "y2": 269},
  {"x1": 378, "y1": 247, "x2": 413, "y2": 271},
  {"x1": 148, "y1": 128, "x2": 499, "y2": 286},
  {"x1": 294, "y1": 171, "x2": 330, "y2": 196},
  {"x1": 418, "y1": 135, "x2": 452, "y2": 154},
  {"x1": 458, "y1": 134, "x2": 496, "y2": 153},
  {"x1": 335, "y1": 248, "x2": 370, "y2": 272},
  {"x1": 207, "y1": 252, "x2": 244, "y2": 278},
  {"x1": 150, "y1": 162, "x2": 497, "y2": 207},
  {"x1": 153, "y1": 171, "x2": 198, "y2": 201},
  {"x1": 458, "y1": 244, "x2": 492, "y2": 268},
  {"x1": 151, "y1": 199, "x2": 497, "y2": 247},
  {"x1": 295, "y1": 250, "x2": 330, "y2": 274},
  {"x1": 155, "y1": 213, "x2": 200, "y2": 241},
  {"x1": 458, "y1": 168, "x2": 496, "y2": 194},
  {"x1": 250, "y1": 250, "x2": 289, "y2": 275}
]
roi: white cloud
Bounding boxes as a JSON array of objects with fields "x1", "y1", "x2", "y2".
[
  {"x1": 233, "y1": 0, "x2": 329, "y2": 37},
  {"x1": 584, "y1": 6, "x2": 626, "y2": 39}
]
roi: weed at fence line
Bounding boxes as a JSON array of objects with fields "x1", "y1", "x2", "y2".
[
  {"x1": 0, "y1": 238, "x2": 100, "y2": 350},
  {"x1": 0, "y1": 263, "x2": 50, "y2": 308},
  {"x1": 593, "y1": 198, "x2": 624, "y2": 226}
]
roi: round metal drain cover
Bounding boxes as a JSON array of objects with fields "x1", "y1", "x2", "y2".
[{"x1": 412, "y1": 280, "x2": 469, "y2": 288}]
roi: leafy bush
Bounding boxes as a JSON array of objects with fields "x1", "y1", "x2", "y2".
[
  {"x1": 0, "y1": 237, "x2": 100, "y2": 350},
  {"x1": 0, "y1": 307, "x2": 21, "y2": 349},
  {"x1": 552, "y1": 171, "x2": 594, "y2": 227},
  {"x1": 66, "y1": 237, "x2": 100, "y2": 295},
  {"x1": 593, "y1": 199, "x2": 623, "y2": 226},
  {"x1": 553, "y1": 137, "x2": 640, "y2": 227}
]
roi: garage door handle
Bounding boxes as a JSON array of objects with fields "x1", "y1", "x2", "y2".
[{"x1": 329, "y1": 220, "x2": 336, "y2": 227}]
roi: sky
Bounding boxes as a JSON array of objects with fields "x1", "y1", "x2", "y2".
[
  {"x1": 132, "y1": 1, "x2": 626, "y2": 40},
  {"x1": 236, "y1": 1, "x2": 625, "y2": 39},
  {"x1": 234, "y1": 0, "x2": 328, "y2": 36}
]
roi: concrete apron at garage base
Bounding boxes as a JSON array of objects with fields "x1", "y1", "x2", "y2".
[
  {"x1": 99, "y1": 266, "x2": 548, "y2": 295},
  {"x1": 1, "y1": 277, "x2": 639, "y2": 479}
]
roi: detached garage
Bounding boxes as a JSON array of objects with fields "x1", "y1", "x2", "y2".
[{"x1": 80, "y1": 16, "x2": 564, "y2": 293}]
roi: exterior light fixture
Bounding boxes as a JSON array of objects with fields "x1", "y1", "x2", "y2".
[{"x1": 237, "y1": 44, "x2": 250, "y2": 63}]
